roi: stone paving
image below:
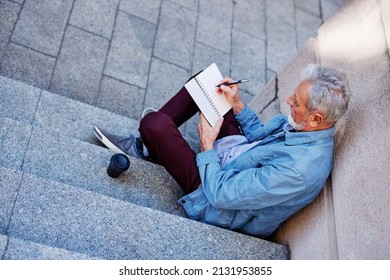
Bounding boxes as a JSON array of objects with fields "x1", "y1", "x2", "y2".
[{"x1": 0, "y1": 0, "x2": 343, "y2": 141}]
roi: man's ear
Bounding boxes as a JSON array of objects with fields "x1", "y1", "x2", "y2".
[{"x1": 308, "y1": 113, "x2": 323, "y2": 128}]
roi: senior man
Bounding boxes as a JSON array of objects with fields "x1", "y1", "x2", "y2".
[{"x1": 94, "y1": 64, "x2": 351, "y2": 238}]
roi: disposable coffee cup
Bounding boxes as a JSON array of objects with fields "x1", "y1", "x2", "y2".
[{"x1": 107, "y1": 153, "x2": 130, "y2": 178}]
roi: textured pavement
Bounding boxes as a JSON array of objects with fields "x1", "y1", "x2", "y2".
[{"x1": 0, "y1": 0, "x2": 343, "y2": 140}]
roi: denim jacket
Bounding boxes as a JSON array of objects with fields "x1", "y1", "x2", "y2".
[{"x1": 179, "y1": 106, "x2": 335, "y2": 238}]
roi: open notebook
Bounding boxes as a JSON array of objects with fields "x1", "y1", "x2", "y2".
[{"x1": 184, "y1": 63, "x2": 232, "y2": 127}]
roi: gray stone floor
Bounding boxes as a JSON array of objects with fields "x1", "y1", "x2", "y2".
[{"x1": 0, "y1": 0, "x2": 343, "y2": 140}]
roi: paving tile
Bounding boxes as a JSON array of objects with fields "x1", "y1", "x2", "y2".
[
  {"x1": 95, "y1": 76, "x2": 146, "y2": 120},
  {"x1": 119, "y1": 0, "x2": 161, "y2": 24},
  {"x1": 266, "y1": 18, "x2": 297, "y2": 73},
  {"x1": 192, "y1": 42, "x2": 230, "y2": 76},
  {"x1": 169, "y1": 0, "x2": 198, "y2": 11},
  {"x1": 330, "y1": 0, "x2": 344, "y2": 5},
  {"x1": 0, "y1": 0, "x2": 21, "y2": 59},
  {"x1": 239, "y1": 89, "x2": 256, "y2": 105},
  {"x1": 231, "y1": 29, "x2": 266, "y2": 96},
  {"x1": 0, "y1": 75, "x2": 41, "y2": 124},
  {"x1": 321, "y1": 0, "x2": 342, "y2": 21},
  {"x1": 0, "y1": 43, "x2": 56, "y2": 90},
  {"x1": 49, "y1": 26, "x2": 109, "y2": 104},
  {"x1": 182, "y1": 114, "x2": 200, "y2": 149},
  {"x1": 267, "y1": 68, "x2": 277, "y2": 83},
  {"x1": 0, "y1": 118, "x2": 32, "y2": 171},
  {"x1": 233, "y1": 0, "x2": 266, "y2": 41},
  {"x1": 197, "y1": 0, "x2": 233, "y2": 54},
  {"x1": 266, "y1": 0, "x2": 295, "y2": 27},
  {"x1": 295, "y1": 9, "x2": 322, "y2": 49},
  {"x1": 295, "y1": 0, "x2": 321, "y2": 17},
  {"x1": 70, "y1": 0, "x2": 119, "y2": 39},
  {"x1": 0, "y1": 167, "x2": 22, "y2": 234},
  {"x1": 248, "y1": 76, "x2": 277, "y2": 116},
  {"x1": 11, "y1": 0, "x2": 73, "y2": 56},
  {"x1": 105, "y1": 12, "x2": 156, "y2": 89},
  {"x1": 144, "y1": 58, "x2": 189, "y2": 110},
  {"x1": 0, "y1": 234, "x2": 7, "y2": 257},
  {"x1": 153, "y1": 0, "x2": 197, "y2": 69}
]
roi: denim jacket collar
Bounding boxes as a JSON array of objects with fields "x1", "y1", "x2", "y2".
[{"x1": 285, "y1": 126, "x2": 335, "y2": 146}]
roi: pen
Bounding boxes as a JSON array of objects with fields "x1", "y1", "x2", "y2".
[{"x1": 215, "y1": 79, "x2": 249, "y2": 87}]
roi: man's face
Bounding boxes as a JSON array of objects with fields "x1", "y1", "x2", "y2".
[{"x1": 286, "y1": 81, "x2": 311, "y2": 131}]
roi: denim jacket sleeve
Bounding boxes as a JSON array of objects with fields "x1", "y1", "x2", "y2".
[{"x1": 196, "y1": 149, "x2": 307, "y2": 211}]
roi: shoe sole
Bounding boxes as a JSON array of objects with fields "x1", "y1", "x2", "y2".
[
  {"x1": 141, "y1": 107, "x2": 157, "y2": 118},
  {"x1": 93, "y1": 126, "x2": 127, "y2": 155}
]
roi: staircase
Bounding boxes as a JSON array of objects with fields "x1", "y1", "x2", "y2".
[{"x1": 0, "y1": 75, "x2": 289, "y2": 260}]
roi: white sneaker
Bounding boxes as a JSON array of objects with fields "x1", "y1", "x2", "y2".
[
  {"x1": 141, "y1": 107, "x2": 157, "y2": 118},
  {"x1": 140, "y1": 107, "x2": 157, "y2": 157}
]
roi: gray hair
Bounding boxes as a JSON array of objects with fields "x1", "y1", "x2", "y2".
[{"x1": 301, "y1": 64, "x2": 352, "y2": 123}]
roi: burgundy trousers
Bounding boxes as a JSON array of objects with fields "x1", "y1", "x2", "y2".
[{"x1": 139, "y1": 85, "x2": 242, "y2": 195}]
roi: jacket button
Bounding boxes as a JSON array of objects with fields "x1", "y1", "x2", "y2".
[{"x1": 181, "y1": 200, "x2": 186, "y2": 204}]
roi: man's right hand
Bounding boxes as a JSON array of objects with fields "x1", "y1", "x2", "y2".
[
  {"x1": 216, "y1": 77, "x2": 245, "y2": 114},
  {"x1": 198, "y1": 113, "x2": 223, "y2": 152}
]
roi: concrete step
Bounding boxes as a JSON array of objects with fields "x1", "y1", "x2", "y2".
[
  {"x1": 1, "y1": 117, "x2": 185, "y2": 216},
  {"x1": 1, "y1": 234, "x2": 96, "y2": 260},
  {"x1": 0, "y1": 166, "x2": 288, "y2": 259},
  {"x1": 0, "y1": 74, "x2": 139, "y2": 145},
  {"x1": 0, "y1": 167, "x2": 95, "y2": 259}
]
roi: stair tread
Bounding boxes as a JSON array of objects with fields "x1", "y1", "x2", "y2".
[
  {"x1": 5, "y1": 168, "x2": 288, "y2": 260},
  {"x1": 0, "y1": 75, "x2": 140, "y2": 144},
  {"x1": 1, "y1": 234, "x2": 97, "y2": 260},
  {"x1": 23, "y1": 123, "x2": 186, "y2": 216}
]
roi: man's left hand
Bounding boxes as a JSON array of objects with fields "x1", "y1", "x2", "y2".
[{"x1": 198, "y1": 114, "x2": 223, "y2": 152}]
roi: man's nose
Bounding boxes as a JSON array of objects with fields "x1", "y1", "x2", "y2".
[{"x1": 286, "y1": 95, "x2": 292, "y2": 106}]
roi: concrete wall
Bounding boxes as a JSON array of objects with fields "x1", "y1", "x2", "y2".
[{"x1": 255, "y1": 0, "x2": 390, "y2": 259}]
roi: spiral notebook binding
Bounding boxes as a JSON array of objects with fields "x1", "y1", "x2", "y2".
[{"x1": 195, "y1": 77, "x2": 222, "y2": 117}]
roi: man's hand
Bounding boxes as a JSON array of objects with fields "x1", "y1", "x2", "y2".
[
  {"x1": 216, "y1": 77, "x2": 245, "y2": 114},
  {"x1": 198, "y1": 114, "x2": 223, "y2": 152}
]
